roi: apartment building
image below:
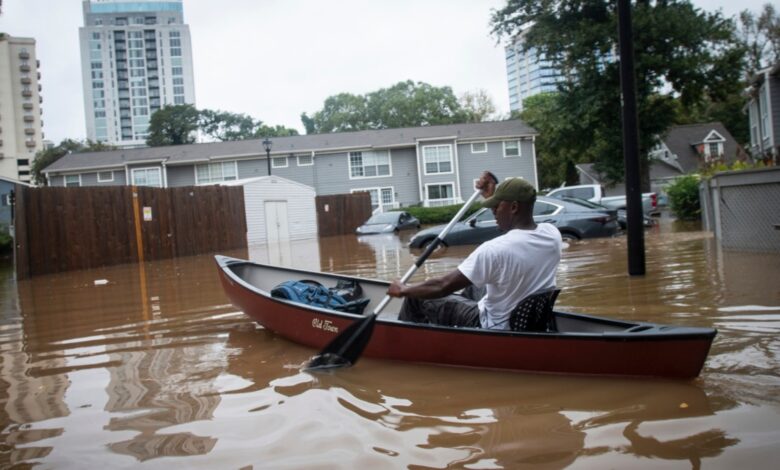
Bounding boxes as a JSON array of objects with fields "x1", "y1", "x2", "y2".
[
  {"x1": 79, "y1": 0, "x2": 196, "y2": 148},
  {"x1": 0, "y1": 34, "x2": 43, "y2": 184}
]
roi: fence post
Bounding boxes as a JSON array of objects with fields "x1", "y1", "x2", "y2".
[{"x1": 13, "y1": 185, "x2": 30, "y2": 279}]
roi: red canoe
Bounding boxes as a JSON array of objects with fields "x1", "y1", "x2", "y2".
[{"x1": 215, "y1": 255, "x2": 716, "y2": 379}]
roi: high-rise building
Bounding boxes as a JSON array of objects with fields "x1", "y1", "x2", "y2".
[
  {"x1": 505, "y1": 29, "x2": 563, "y2": 113},
  {"x1": 79, "y1": 0, "x2": 196, "y2": 148},
  {"x1": 0, "y1": 34, "x2": 43, "y2": 184}
]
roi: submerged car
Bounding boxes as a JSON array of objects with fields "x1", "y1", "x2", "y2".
[
  {"x1": 557, "y1": 196, "x2": 655, "y2": 230},
  {"x1": 356, "y1": 211, "x2": 421, "y2": 235},
  {"x1": 408, "y1": 196, "x2": 619, "y2": 248}
]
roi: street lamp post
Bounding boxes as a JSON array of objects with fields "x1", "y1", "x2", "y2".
[{"x1": 263, "y1": 137, "x2": 273, "y2": 176}]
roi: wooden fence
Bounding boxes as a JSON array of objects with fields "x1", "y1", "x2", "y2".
[
  {"x1": 14, "y1": 185, "x2": 247, "y2": 278},
  {"x1": 315, "y1": 192, "x2": 372, "y2": 237}
]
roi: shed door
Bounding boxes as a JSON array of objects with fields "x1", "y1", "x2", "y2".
[{"x1": 265, "y1": 201, "x2": 290, "y2": 243}]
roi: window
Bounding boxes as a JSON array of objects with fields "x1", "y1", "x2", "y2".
[
  {"x1": 352, "y1": 187, "x2": 395, "y2": 212},
  {"x1": 131, "y1": 167, "x2": 162, "y2": 187},
  {"x1": 195, "y1": 161, "x2": 237, "y2": 184},
  {"x1": 349, "y1": 150, "x2": 391, "y2": 178},
  {"x1": 708, "y1": 143, "x2": 720, "y2": 158},
  {"x1": 297, "y1": 154, "x2": 314, "y2": 166},
  {"x1": 533, "y1": 201, "x2": 561, "y2": 216},
  {"x1": 272, "y1": 156, "x2": 288, "y2": 168},
  {"x1": 97, "y1": 171, "x2": 114, "y2": 182},
  {"x1": 504, "y1": 140, "x2": 520, "y2": 157},
  {"x1": 760, "y1": 85, "x2": 770, "y2": 140},
  {"x1": 750, "y1": 103, "x2": 759, "y2": 147},
  {"x1": 426, "y1": 183, "x2": 455, "y2": 207},
  {"x1": 422, "y1": 145, "x2": 453, "y2": 174},
  {"x1": 18, "y1": 159, "x2": 30, "y2": 166},
  {"x1": 64, "y1": 175, "x2": 81, "y2": 187},
  {"x1": 471, "y1": 142, "x2": 487, "y2": 153}
]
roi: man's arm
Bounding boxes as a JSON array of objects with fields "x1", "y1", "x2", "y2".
[{"x1": 387, "y1": 269, "x2": 472, "y2": 299}]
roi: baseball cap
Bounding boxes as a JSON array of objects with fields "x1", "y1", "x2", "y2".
[{"x1": 482, "y1": 177, "x2": 536, "y2": 208}]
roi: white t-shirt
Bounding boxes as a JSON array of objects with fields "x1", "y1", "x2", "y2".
[{"x1": 458, "y1": 223, "x2": 562, "y2": 330}]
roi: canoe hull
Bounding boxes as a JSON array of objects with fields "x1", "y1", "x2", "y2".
[{"x1": 216, "y1": 256, "x2": 716, "y2": 378}]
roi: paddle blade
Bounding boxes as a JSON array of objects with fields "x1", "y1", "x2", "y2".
[{"x1": 305, "y1": 314, "x2": 377, "y2": 371}]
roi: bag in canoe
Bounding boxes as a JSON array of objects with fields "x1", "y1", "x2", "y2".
[{"x1": 271, "y1": 279, "x2": 370, "y2": 315}]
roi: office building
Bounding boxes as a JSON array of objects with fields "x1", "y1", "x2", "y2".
[
  {"x1": 0, "y1": 34, "x2": 43, "y2": 184},
  {"x1": 505, "y1": 29, "x2": 563, "y2": 113},
  {"x1": 79, "y1": 0, "x2": 196, "y2": 148}
]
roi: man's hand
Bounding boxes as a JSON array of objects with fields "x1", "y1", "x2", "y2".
[
  {"x1": 387, "y1": 280, "x2": 405, "y2": 298},
  {"x1": 476, "y1": 171, "x2": 498, "y2": 199}
]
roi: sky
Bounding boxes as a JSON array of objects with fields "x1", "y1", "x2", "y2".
[{"x1": 0, "y1": 0, "x2": 771, "y2": 144}]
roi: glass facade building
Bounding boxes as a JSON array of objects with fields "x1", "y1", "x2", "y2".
[
  {"x1": 505, "y1": 30, "x2": 563, "y2": 113},
  {"x1": 79, "y1": 0, "x2": 195, "y2": 147}
]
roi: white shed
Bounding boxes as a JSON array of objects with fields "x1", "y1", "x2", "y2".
[{"x1": 221, "y1": 176, "x2": 318, "y2": 245}]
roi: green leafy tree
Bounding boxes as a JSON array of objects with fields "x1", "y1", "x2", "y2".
[
  {"x1": 31, "y1": 139, "x2": 115, "y2": 185},
  {"x1": 301, "y1": 81, "x2": 468, "y2": 134},
  {"x1": 519, "y1": 93, "x2": 581, "y2": 189},
  {"x1": 199, "y1": 109, "x2": 299, "y2": 141},
  {"x1": 146, "y1": 104, "x2": 199, "y2": 146},
  {"x1": 199, "y1": 109, "x2": 262, "y2": 141},
  {"x1": 491, "y1": 0, "x2": 746, "y2": 190},
  {"x1": 459, "y1": 89, "x2": 498, "y2": 122}
]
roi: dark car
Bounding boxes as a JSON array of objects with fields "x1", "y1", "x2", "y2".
[
  {"x1": 356, "y1": 211, "x2": 421, "y2": 235},
  {"x1": 408, "y1": 196, "x2": 619, "y2": 248}
]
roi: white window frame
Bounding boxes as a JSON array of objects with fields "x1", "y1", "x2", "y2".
[
  {"x1": 297, "y1": 154, "x2": 314, "y2": 166},
  {"x1": 348, "y1": 150, "x2": 392, "y2": 180},
  {"x1": 470, "y1": 142, "x2": 488, "y2": 154},
  {"x1": 749, "y1": 102, "x2": 759, "y2": 147},
  {"x1": 97, "y1": 170, "x2": 114, "y2": 182},
  {"x1": 64, "y1": 174, "x2": 82, "y2": 187},
  {"x1": 195, "y1": 161, "x2": 238, "y2": 184},
  {"x1": 271, "y1": 156, "x2": 288, "y2": 168},
  {"x1": 351, "y1": 186, "x2": 397, "y2": 212},
  {"x1": 422, "y1": 144, "x2": 454, "y2": 175},
  {"x1": 760, "y1": 84, "x2": 770, "y2": 141},
  {"x1": 424, "y1": 182, "x2": 457, "y2": 207},
  {"x1": 131, "y1": 167, "x2": 162, "y2": 187},
  {"x1": 503, "y1": 140, "x2": 521, "y2": 158}
]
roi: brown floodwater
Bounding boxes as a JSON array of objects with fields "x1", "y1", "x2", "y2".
[{"x1": 1, "y1": 217, "x2": 779, "y2": 469}]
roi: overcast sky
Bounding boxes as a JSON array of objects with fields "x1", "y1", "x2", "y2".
[{"x1": 0, "y1": 0, "x2": 770, "y2": 144}]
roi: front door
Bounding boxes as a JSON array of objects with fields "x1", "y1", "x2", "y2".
[{"x1": 264, "y1": 201, "x2": 290, "y2": 243}]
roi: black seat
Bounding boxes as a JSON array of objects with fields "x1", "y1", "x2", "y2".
[{"x1": 509, "y1": 289, "x2": 561, "y2": 332}]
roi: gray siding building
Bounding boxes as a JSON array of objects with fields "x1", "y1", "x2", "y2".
[
  {"x1": 746, "y1": 63, "x2": 780, "y2": 161},
  {"x1": 42, "y1": 120, "x2": 538, "y2": 210}
]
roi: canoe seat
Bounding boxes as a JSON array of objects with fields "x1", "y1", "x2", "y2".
[{"x1": 509, "y1": 288, "x2": 561, "y2": 333}]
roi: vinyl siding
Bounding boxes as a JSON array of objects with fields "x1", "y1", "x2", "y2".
[
  {"x1": 241, "y1": 177, "x2": 317, "y2": 244},
  {"x1": 771, "y1": 75, "x2": 780, "y2": 148}
]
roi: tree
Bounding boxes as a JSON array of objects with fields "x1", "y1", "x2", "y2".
[
  {"x1": 491, "y1": 0, "x2": 746, "y2": 190},
  {"x1": 146, "y1": 104, "x2": 199, "y2": 146},
  {"x1": 31, "y1": 139, "x2": 115, "y2": 185},
  {"x1": 738, "y1": 4, "x2": 780, "y2": 74},
  {"x1": 300, "y1": 93, "x2": 369, "y2": 134},
  {"x1": 459, "y1": 89, "x2": 498, "y2": 122},
  {"x1": 301, "y1": 81, "x2": 468, "y2": 134},
  {"x1": 519, "y1": 93, "x2": 581, "y2": 189},
  {"x1": 199, "y1": 109, "x2": 262, "y2": 141},
  {"x1": 149, "y1": 106, "x2": 298, "y2": 145}
]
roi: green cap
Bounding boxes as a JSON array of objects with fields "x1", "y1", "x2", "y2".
[{"x1": 482, "y1": 177, "x2": 536, "y2": 208}]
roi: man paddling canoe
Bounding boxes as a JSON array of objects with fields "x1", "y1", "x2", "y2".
[{"x1": 387, "y1": 171, "x2": 562, "y2": 330}]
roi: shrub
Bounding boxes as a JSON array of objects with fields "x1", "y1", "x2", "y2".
[
  {"x1": 397, "y1": 202, "x2": 484, "y2": 224},
  {"x1": 666, "y1": 175, "x2": 701, "y2": 220}
]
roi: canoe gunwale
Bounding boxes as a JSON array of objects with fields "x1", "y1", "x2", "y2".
[{"x1": 215, "y1": 255, "x2": 717, "y2": 343}]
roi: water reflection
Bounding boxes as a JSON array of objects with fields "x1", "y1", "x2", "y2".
[{"x1": 0, "y1": 218, "x2": 778, "y2": 467}]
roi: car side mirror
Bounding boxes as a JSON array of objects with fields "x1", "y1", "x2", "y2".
[{"x1": 469, "y1": 219, "x2": 477, "y2": 228}]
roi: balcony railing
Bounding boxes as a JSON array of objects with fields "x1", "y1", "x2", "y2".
[
  {"x1": 424, "y1": 198, "x2": 460, "y2": 208},
  {"x1": 18, "y1": 51, "x2": 30, "y2": 60},
  {"x1": 25, "y1": 128, "x2": 35, "y2": 135},
  {"x1": 20, "y1": 64, "x2": 31, "y2": 72},
  {"x1": 21, "y1": 77, "x2": 31, "y2": 85},
  {"x1": 22, "y1": 103, "x2": 33, "y2": 110},
  {"x1": 26, "y1": 139, "x2": 37, "y2": 147},
  {"x1": 22, "y1": 90, "x2": 32, "y2": 97}
]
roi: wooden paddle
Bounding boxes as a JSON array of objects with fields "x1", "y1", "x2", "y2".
[{"x1": 305, "y1": 187, "x2": 486, "y2": 371}]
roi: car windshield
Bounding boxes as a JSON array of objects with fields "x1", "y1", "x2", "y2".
[{"x1": 365, "y1": 212, "x2": 400, "y2": 224}]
